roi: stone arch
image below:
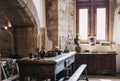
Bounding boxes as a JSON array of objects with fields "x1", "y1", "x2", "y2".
[
  {"x1": 16, "y1": 0, "x2": 41, "y2": 57},
  {"x1": 18, "y1": 0, "x2": 44, "y2": 50},
  {"x1": 18, "y1": 0, "x2": 40, "y2": 29},
  {"x1": 0, "y1": 0, "x2": 41, "y2": 57}
]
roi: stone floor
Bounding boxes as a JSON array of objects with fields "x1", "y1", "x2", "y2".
[
  {"x1": 80, "y1": 74, "x2": 120, "y2": 81},
  {"x1": 12, "y1": 74, "x2": 120, "y2": 81}
]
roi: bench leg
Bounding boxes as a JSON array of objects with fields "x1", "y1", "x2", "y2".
[
  {"x1": 78, "y1": 69, "x2": 89, "y2": 81},
  {"x1": 85, "y1": 69, "x2": 89, "y2": 81}
]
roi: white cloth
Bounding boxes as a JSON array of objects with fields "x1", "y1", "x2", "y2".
[{"x1": 113, "y1": 6, "x2": 120, "y2": 44}]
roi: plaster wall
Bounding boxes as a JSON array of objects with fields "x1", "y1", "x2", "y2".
[
  {"x1": 112, "y1": 0, "x2": 120, "y2": 73},
  {"x1": 33, "y1": 0, "x2": 46, "y2": 28}
]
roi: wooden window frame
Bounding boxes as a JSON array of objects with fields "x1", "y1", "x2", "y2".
[{"x1": 76, "y1": 0, "x2": 109, "y2": 43}]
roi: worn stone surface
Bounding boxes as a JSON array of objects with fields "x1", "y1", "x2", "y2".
[
  {"x1": 18, "y1": 0, "x2": 39, "y2": 27},
  {"x1": 40, "y1": 28, "x2": 45, "y2": 48},
  {"x1": 46, "y1": 0, "x2": 58, "y2": 46},
  {"x1": 0, "y1": 0, "x2": 116, "y2": 58},
  {"x1": 0, "y1": 29, "x2": 12, "y2": 57},
  {"x1": 15, "y1": 27, "x2": 37, "y2": 57},
  {"x1": 58, "y1": 0, "x2": 75, "y2": 50},
  {"x1": 46, "y1": 0, "x2": 76, "y2": 49},
  {"x1": 0, "y1": 0, "x2": 34, "y2": 28},
  {"x1": 0, "y1": 0, "x2": 40, "y2": 57},
  {"x1": 0, "y1": 0, "x2": 38, "y2": 57}
]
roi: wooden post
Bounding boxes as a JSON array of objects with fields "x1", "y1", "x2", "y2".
[{"x1": 0, "y1": 62, "x2": 1, "y2": 81}]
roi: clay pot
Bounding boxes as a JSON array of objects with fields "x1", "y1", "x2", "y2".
[{"x1": 75, "y1": 44, "x2": 82, "y2": 52}]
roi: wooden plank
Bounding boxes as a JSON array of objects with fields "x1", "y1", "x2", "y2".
[
  {"x1": 2, "y1": 74, "x2": 19, "y2": 81},
  {"x1": 68, "y1": 64, "x2": 87, "y2": 81}
]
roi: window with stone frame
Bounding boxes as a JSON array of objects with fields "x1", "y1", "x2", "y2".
[{"x1": 76, "y1": 0, "x2": 109, "y2": 43}]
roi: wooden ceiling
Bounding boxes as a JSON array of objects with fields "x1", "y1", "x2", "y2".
[{"x1": 0, "y1": 0, "x2": 33, "y2": 29}]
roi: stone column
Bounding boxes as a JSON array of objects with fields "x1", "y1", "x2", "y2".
[
  {"x1": 46, "y1": 0, "x2": 76, "y2": 49},
  {"x1": 46, "y1": 0, "x2": 58, "y2": 46}
]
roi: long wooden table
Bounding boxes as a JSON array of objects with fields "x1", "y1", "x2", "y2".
[{"x1": 17, "y1": 52, "x2": 76, "y2": 81}]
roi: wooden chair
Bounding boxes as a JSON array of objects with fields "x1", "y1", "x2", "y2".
[{"x1": 1, "y1": 59, "x2": 19, "y2": 81}]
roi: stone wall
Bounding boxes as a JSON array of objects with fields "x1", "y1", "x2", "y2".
[
  {"x1": 0, "y1": 0, "x2": 38, "y2": 58},
  {"x1": 15, "y1": 0, "x2": 45, "y2": 57},
  {"x1": 46, "y1": 0, "x2": 58, "y2": 46},
  {"x1": 0, "y1": 29, "x2": 12, "y2": 57},
  {"x1": 58, "y1": 0, "x2": 76, "y2": 50},
  {"x1": 15, "y1": 27, "x2": 37, "y2": 57},
  {"x1": 45, "y1": 0, "x2": 76, "y2": 50}
]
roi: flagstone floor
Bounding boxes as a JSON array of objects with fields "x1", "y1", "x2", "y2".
[{"x1": 80, "y1": 74, "x2": 120, "y2": 81}]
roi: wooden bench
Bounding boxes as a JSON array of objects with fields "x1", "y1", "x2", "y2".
[{"x1": 68, "y1": 64, "x2": 88, "y2": 81}]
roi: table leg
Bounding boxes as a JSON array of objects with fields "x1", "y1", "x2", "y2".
[
  {"x1": 50, "y1": 75, "x2": 56, "y2": 81},
  {"x1": 20, "y1": 75, "x2": 24, "y2": 81}
]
